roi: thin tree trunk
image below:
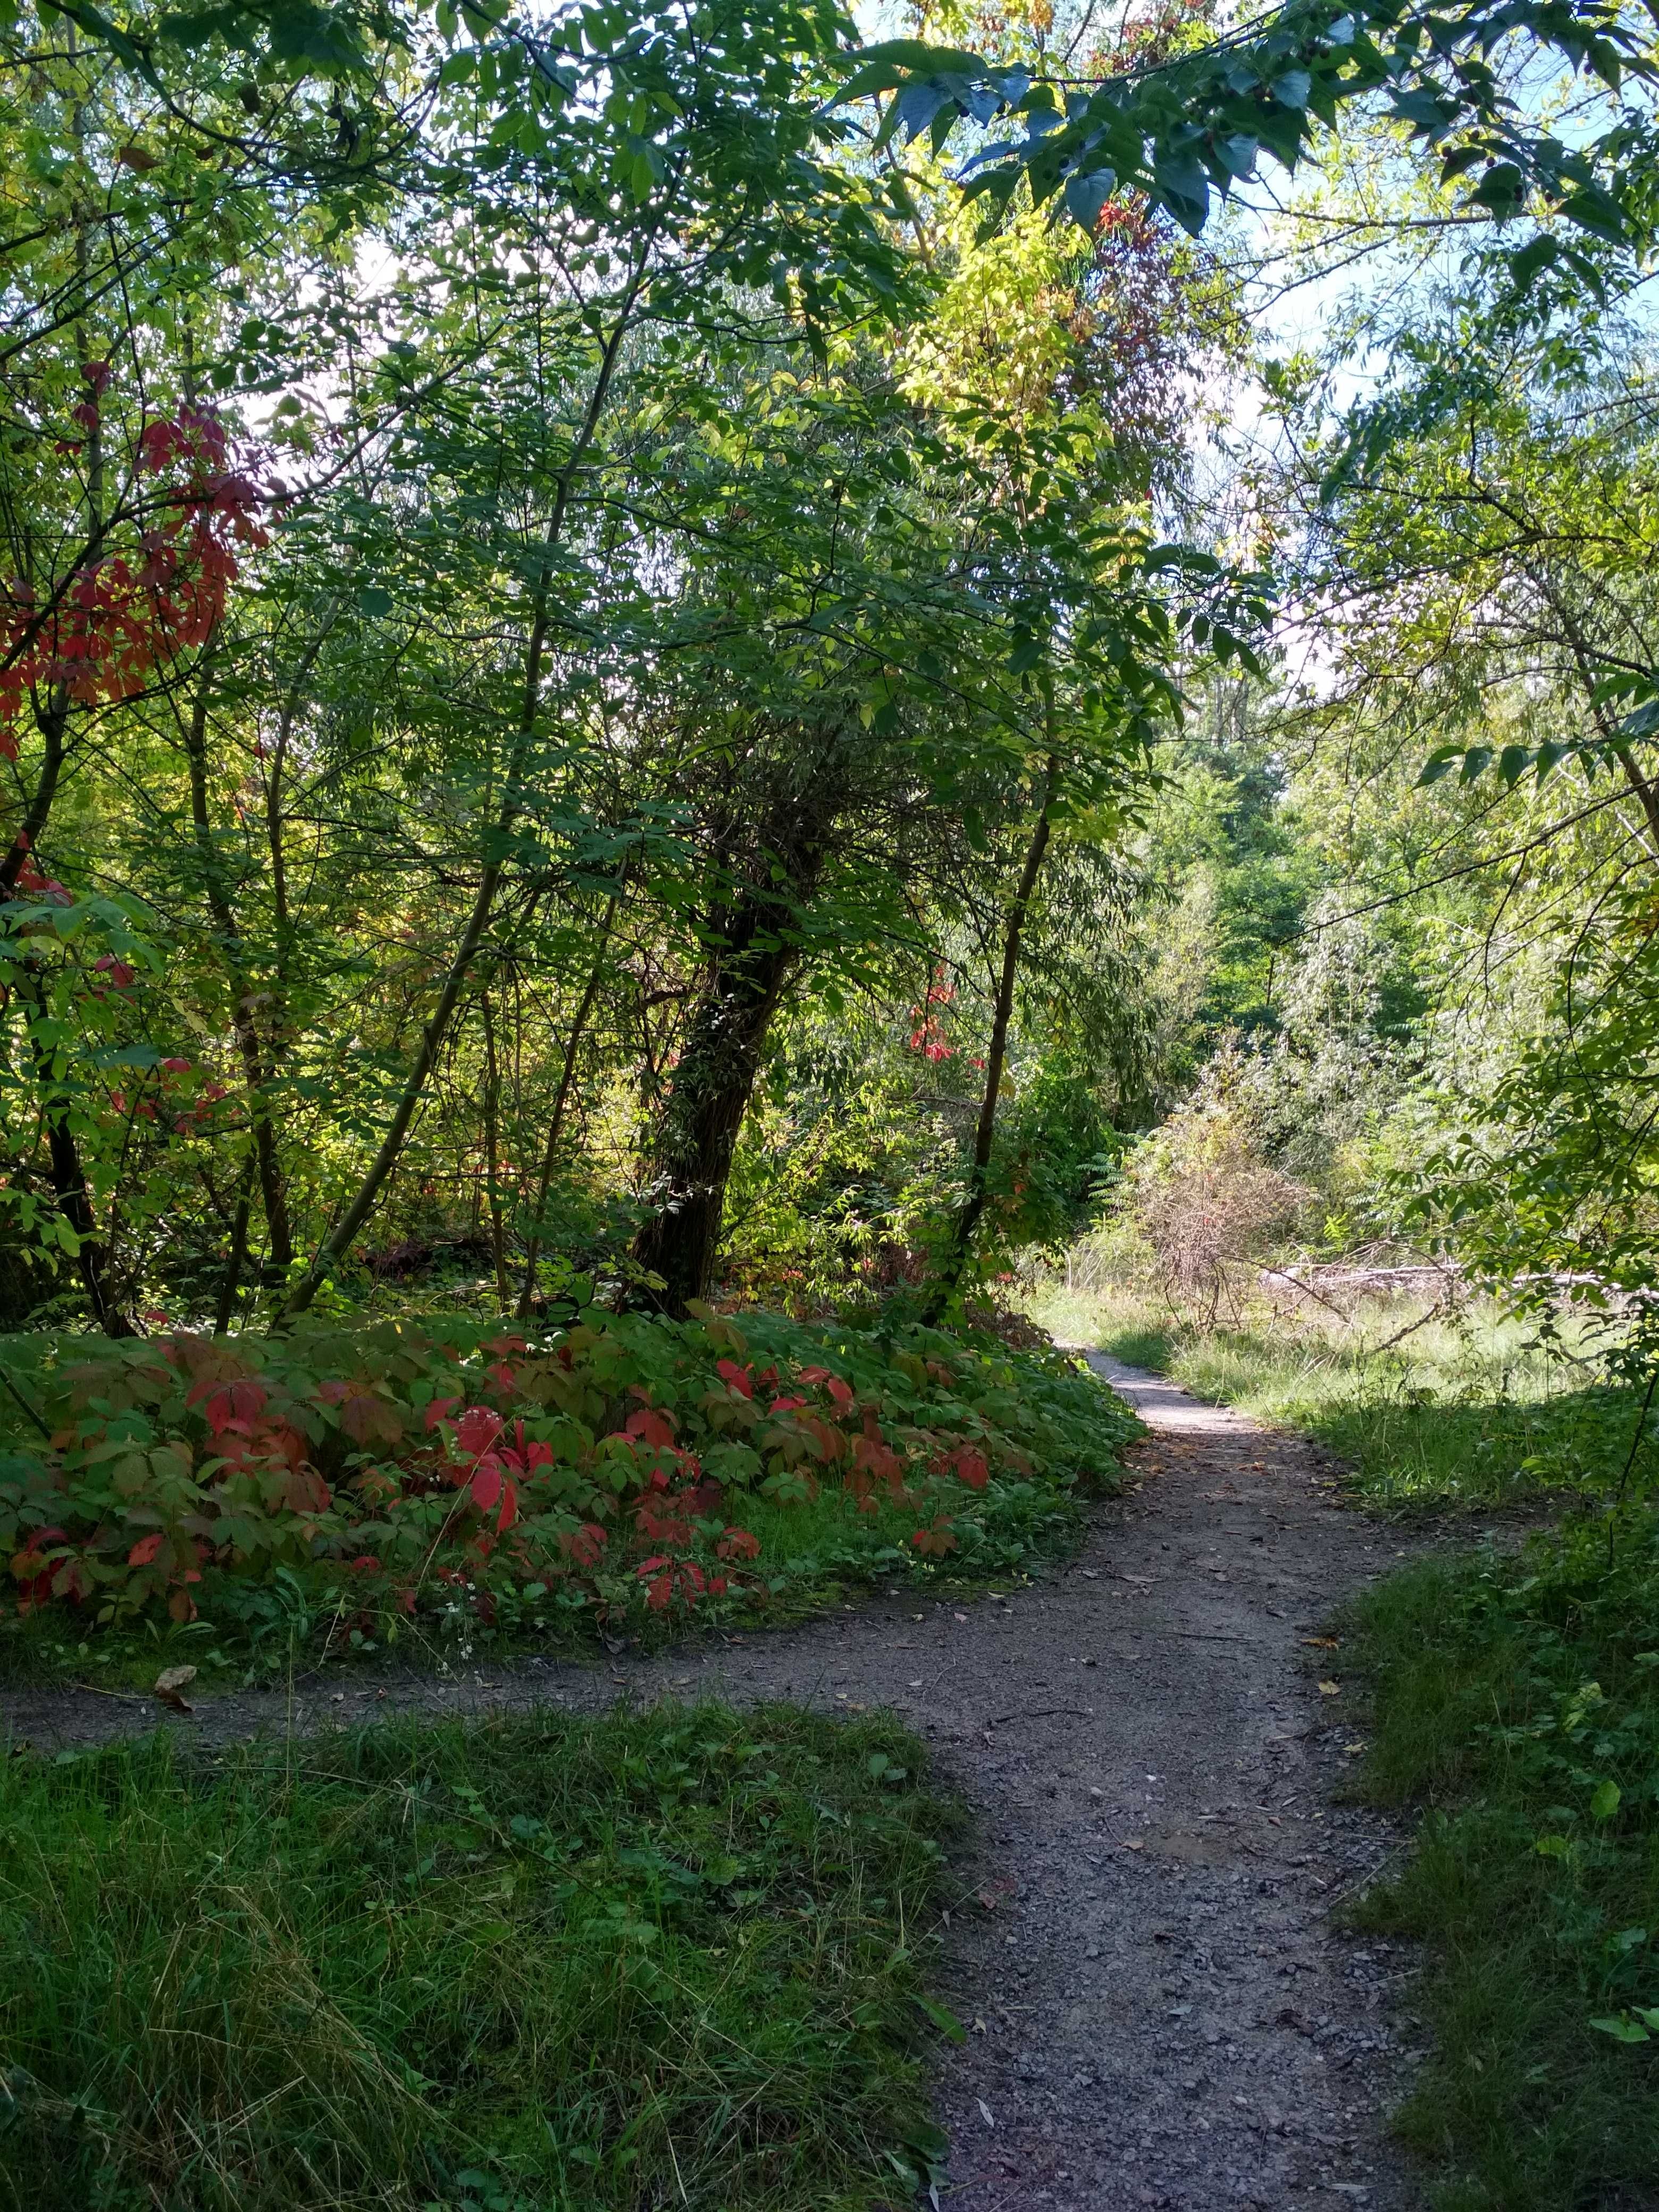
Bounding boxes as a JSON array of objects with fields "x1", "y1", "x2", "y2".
[
  {"x1": 180, "y1": 656, "x2": 295, "y2": 1267},
  {"x1": 929, "y1": 753, "x2": 1059, "y2": 1316},
  {"x1": 517, "y1": 886, "x2": 622, "y2": 1317},
  {"x1": 480, "y1": 983, "x2": 509, "y2": 1312},
  {"x1": 17, "y1": 963, "x2": 131, "y2": 1334},
  {"x1": 214, "y1": 1153, "x2": 257, "y2": 1333}
]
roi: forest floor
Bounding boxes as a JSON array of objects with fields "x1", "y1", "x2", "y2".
[{"x1": 3, "y1": 1358, "x2": 1428, "y2": 2212}]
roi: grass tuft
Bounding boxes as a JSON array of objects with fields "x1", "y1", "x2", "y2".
[{"x1": 0, "y1": 1702, "x2": 960, "y2": 2212}]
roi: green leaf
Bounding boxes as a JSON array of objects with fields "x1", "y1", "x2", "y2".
[
  {"x1": 1213, "y1": 135, "x2": 1258, "y2": 178},
  {"x1": 1591, "y1": 1779, "x2": 1622, "y2": 1820},
  {"x1": 1590, "y1": 2013, "x2": 1650, "y2": 2042},
  {"x1": 1063, "y1": 167, "x2": 1116, "y2": 233},
  {"x1": 1509, "y1": 233, "x2": 1561, "y2": 291},
  {"x1": 912, "y1": 1993, "x2": 968, "y2": 2045},
  {"x1": 832, "y1": 39, "x2": 988, "y2": 103}
]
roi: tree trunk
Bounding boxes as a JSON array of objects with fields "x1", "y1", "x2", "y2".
[
  {"x1": 631, "y1": 801, "x2": 828, "y2": 1317},
  {"x1": 214, "y1": 1153, "x2": 257, "y2": 1334},
  {"x1": 17, "y1": 963, "x2": 132, "y2": 1334},
  {"x1": 480, "y1": 983, "x2": 509, "y2": 1312},
  {"x1": 928, "y1": 753, "x2": 1059, "y2": 1318},
  {"x1": 179, "y1": 656, "x2": 295, "y2": 1269},
  {"x1": 517, "y1": 883, "x2": 623, "y2": 1317}
]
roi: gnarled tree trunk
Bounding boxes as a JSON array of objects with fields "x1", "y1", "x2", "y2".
[{"x1": 631, "y1": 787, "x2": 830, "y2": 1316}]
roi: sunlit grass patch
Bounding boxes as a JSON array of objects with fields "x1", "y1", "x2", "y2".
[
  {"x1": 1344, "y1": 1530, "x2": 1659, "y2": 2208},
  {"x1": 0, "y1": 1702, "x2": 960, "y2": 2212},
  {"x1": 1027, "y1": 1275, "x2": 1640, "y2": 1514}
]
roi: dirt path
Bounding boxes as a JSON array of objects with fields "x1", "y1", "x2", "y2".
[{"x1": 3, "y1": 1357, "x2": 1423, "y2": 2209}]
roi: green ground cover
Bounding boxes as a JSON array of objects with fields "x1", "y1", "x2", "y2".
[
  {"x1": 1346, "y1": 1527, "x2": 1659, "y2": 2210},
  {"x1": 0, "y1": 1303, "x2": 1135, "y2": 1686},
  {"x1": 0, "y1": 1702, "x2": 960, "y2": 2212}
]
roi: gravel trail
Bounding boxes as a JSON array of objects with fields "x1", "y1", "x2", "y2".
[{"x1": 2, "y1": 1355, "x2": 1425, "y2": 2209}]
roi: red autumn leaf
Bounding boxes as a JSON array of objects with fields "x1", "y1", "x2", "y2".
[
  {"x1": 423, "y1": 1396, "x2": 461, "y2": 1431},
  {"x1": 716, "y1": 1358, "x2": 754, "y2": 1400},
  {"x1": 952, "y1": 1446, "x2": 990, "y2": 1491},
  {"x1": 825, "y1": 1375, "x2": 854, "y2": 1412},
  {"x1": 624, "y1": 1405, "x2": 675, "y2": 1450},
  {"x1": 798, "y1": 1365, "x2": 832, "y2": 1386},
  {"x1": 470, "y1": 1460, "x2": 504, "y2": 1512},
  {"x1": 337, "y1": 1390, "x2": 405, "y2": 1446},
  {"x1": 127, "y1": 1532, "x2": 164, "y2": 1566},
  {"x1": 455, "y1": 1405, "x2": 502, "y2": 1456},
  {"x1": 200, "y1": 1376, "x2": 267, "y2": 1434},
  {"x1": 716, "y1": 1525, "x2": 760, "y2": 1561},
  {"x1": 798, "y1": 1413, "x2": 847, "y2": 1465},
  {"x1": 768, "y1": 1393, "x2": 808, "y2": 1414},
  {"x1": 561, "y1": 1522, "x2": 607, "y2": 1568}
]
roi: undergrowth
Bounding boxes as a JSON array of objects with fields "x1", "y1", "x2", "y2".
[
  {"x1": 0, "y1": 1301, "x2": 1135, "y2": 1684},
  {"x1": 0, "y1": 1701, "x2": 960, "y2": 2212},
  {"x1": 1346, "y1": 1523, "x2": 1659, "y2": 2210}
]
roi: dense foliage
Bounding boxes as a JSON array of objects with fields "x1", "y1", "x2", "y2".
[{"x1": 0, "y1": 1306, "x2": 1134, "y2": 1649}]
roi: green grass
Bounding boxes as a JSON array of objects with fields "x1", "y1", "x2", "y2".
[
  {"x1": 1027, "y1": 1278, "x2": 1643, "y2": 1515},
  {"x1": 0, "y1": 1702, "x2": 961, "y2": 2212},
  {"x1": 1344, "y1": 1524, "x2": 1659, "y2": 2210}
]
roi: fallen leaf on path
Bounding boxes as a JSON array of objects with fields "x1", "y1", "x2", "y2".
[
  {"x1": 1318, "y1": 1680, "x2": 1342, "y2": 1696},
  {"x1": 153, "y1": 1665, "x2": 197, "y2": 1713},
  {"x1": 1121, "y1": 1837, "x2": 1145, "y2": 1851},
  {"x1": 978, "y1": 2099, "x2": 995, "y2": 2128},
  {"x1": 1302, "y1": 1636, "x2": 1340, "y2": 1649}
]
